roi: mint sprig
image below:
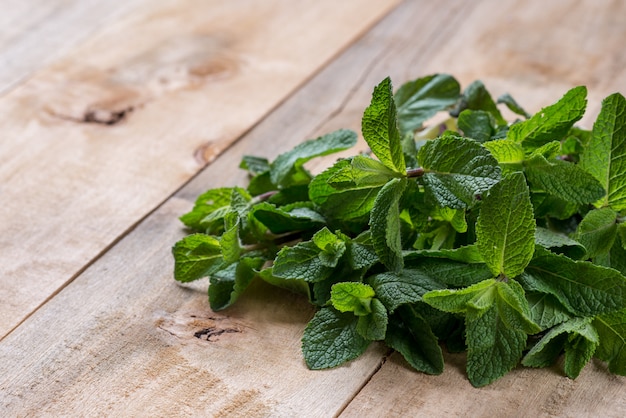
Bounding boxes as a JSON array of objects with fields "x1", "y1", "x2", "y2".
[{"x1": 172, "y1": 74, "x2": 626, "y2": 387}]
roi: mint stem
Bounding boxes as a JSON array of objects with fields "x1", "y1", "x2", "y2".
[{"x1": 406, "y1": 167, "x2": 425, "y2": 177}]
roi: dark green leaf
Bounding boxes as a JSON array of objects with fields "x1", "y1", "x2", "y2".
[
  {"x1": 394, "y1": 74, "x2": 461, "y2": 135},
  {"x1": 455, "y1": 80, "x2": 505, "y2": 126},
  {"x1": 457, "y1": 110, "x2": 495, "y2": 143},
  {"x1": 526, "y1": 291, "x2": 572, "y2": 330},
  {"x1": 594, "y1": 309, "x2": 626, "y2": 375},
  {"x1": 273, "y1": 241, "x2": 333, "y2": 283},
  {"x1": 251, "y1": 202, "x2": 326, "y2": 234},
  {"x1": 465, "y1": 305, "x2": 527, "y2": 387},
  {"x1": 476, "y1": 172, "x2": 536, "y2": 278},
  {"x1": 208, "y1": 257, "x2": 265, "y2": 310},
  {"x1": 524, "y1": 155, "x2": 606, "y2": 205},
  {"x1": 370, "y1": 178, "x2": 407, "y2": 272},
  {"x1": 497, "y1": 93, "x2": 530, "y2": 118},
  {"x1": 309, "y1": 159, "x2": 382, "y2": 221},
  {"x1": 270, "y1": 129, "x2": 357, "y2": 188},
  {"x1": 521, "y1": 246, "x2": 626, "y2": 316},
  {"x1": 356, "y1": 299, "x2": 388, "y2": 340},
  {"x1": 418, "y1": 134, "x2": 501, "y2": 208},
  {"x1": 580, "y1": 93, "x2": 626, "y2": 209},
  {"x1": 575, "y1": 207, "x2": 618, "y2": 258},
  {"x1": 302, "y1": 307, "x2": 370, "y2": 369},
  {"x1": 258, "y1": 267, "x2": 311, "y2": 300},
  {"x1": 535, "y1": 227, "x2": 586, "y2": 260},
  {"x1": 369, "y1": 269, "x2": 444, "y2": 313},
  {"x1": 386, "y1": 305, "x2": 444, "y2": 375}
]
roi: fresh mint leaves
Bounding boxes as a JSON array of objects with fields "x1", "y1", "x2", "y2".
[{"x1": 173, "y1": 74, "x2": 626, "y2": 387}]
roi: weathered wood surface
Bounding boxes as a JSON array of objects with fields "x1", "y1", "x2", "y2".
[
  {"x1": 0, "y1": 0, "x2": 148, "y2": 95},
  {"x1": 2, "y1": 0, "x2": 626, "y2": 416},
  {"x1": 0, "y1": 0, "x2": 400, "y2": 338}
]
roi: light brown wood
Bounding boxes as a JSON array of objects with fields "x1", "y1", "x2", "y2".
[
  {"x1": 0, "y1": 0, "x2": 400, "y2": 339},
  {"x1": 0, "y1": 0, "x2": 148, "y2": 95},
  {"x1": 2, "y1": 0, "x2": 626, "y2": 416}
]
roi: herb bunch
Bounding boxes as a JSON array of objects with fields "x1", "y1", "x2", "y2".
[{"x1": 173, "y1": 74, "x2": 626, "y2": 387}]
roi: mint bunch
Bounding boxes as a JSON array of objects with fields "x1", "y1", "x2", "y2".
[{"x1": 172, "y1": 74, "x2": 626, "y2": 387}]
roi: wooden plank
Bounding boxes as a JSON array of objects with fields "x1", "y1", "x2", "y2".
[
  {"x1": 0, "y1": 1, "x2": 478, "y2": 415},
  {"x1": 0, "y1": 0, "x2": 147, "y2": 95},
  {"x1": 340, "y1": 352, "x2": 626, "y2": 417},
  {"x1": 2, "y1": 0, "x2": 626, "y2": 416},
  {"x1": 0, "y1": 0, "x2": 400, "y2": 338}
]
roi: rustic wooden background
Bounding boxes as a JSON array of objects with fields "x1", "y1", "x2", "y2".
[{"x1": 1, "y1": 0, "x2": 625, "y2": 416}]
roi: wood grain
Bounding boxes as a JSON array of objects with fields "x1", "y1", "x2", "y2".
[
  {"x1": 0, "y1": 0, "x2": 148, "y2": 95},
  {"x1": 2, "y1": 0, "x2": 626, "y2": 416},
  {"x1": 0, "y1": 0, "x2": 400, "y2": 339}
]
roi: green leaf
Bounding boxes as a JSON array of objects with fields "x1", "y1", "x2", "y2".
[
  {"x1": 270, "y1": 129, "x2": 357, "y2": 188},
  {"x1": 329, "y1": 155, "x2": 400, "y2": 188},
  {"x1": 172, "y1": 234, "x2": 223, "y2": 282},
  {"x1": 239, "y1": 155, "x2": 270, "y2": 175},
  {"x1": 497, "y1": 93, "x2": 530, "y2": 119},
  {"x1": 455, "y1": 80, "x2": 505, "y2": 125},
  {"x1": 476, "y1": 172, "x2": 536, "y2": 278},
  {"x1": 457, "y1": 110, "x2": 495, "y2": 143},
  {"x1": 394, "y1": 74, "x2": 460, "y2": 135},
  {"x1": 594, "y1": 308, "x2": 626, "y2": 375},
  {"x1": 507, "y1": 86, "x2": 587, "y2": 149},
  {"x1": 370, "y1": 178, "x2": 407, "y2": 272},
  {"x1": 521, "y1": 246, "x2": 626, "y2": 316},
  {"x1": 356, "y1": 299, "x2": 388, "y2": 340},
  {"x1": 179, "y1": 188, "x2": 233, "y2": 232},
  {"x1": 362, "y1": 77, "x2": 405, "y2": 172},
  {"x1": 385, "y1": 305, "x2": 444, "y2": 375},
  {"x1": 348, "y1": 231, "x2": 379, "y2": 270},
  {"x1": 406, "y1": 245, "x2": 485, "y2": 264},
  {"x1": 495, "y1": 279, "x2": 541, "y2": 334},
  {"x1": 580, "y1": 93, "x2": 626, "y2": 209},
  {"x1": 219, "y1": 213, "x2": 242, "y2": 264},
  {"x1": 526, "y1": 291, "x2": 573, "y2": 330},
  {"x1": 535, "y1": 227, "x2": 586, "y2": 260},
  {"x1": 524, "y1": 155, "x2": 606, "y2": 205},
  {"x1": 330, "y1": 282, "x2": 375, "y2": 316},
  {"x1": 423, "y1": 279, "x2": 497, "y2": 315},
  {"x1": 418, "y1": 134, "x2": 501, "y2": 208},
  {"x1": 258, "y1": 267, "x2": 311, "y2": 300},
  {"x1": 483, "y1": 139, "x2": 525, "y2": 165},
  {"x1": 309, "y1": 159, "x2": 382, "y2": 221},
  {"x1": 312, "y1": 227, "x2": 346, "y2": 267},
  {"x1": 302, "y1": 307, "x2": 370, "y2": 369},
  {"x1": 369, "y1": 269, "x2": 444, "y2": 313},
  {"x1": 465, "y1": 305, "x2": 527, "y2": 387},
  {"x1": 406, "y1": 257, "x2": 494, "y2": 287},
  {"x1": 251, "y1": 202, "x2": 326, "y2": 235},
  {"x1": 273, "y1": 241, "x2": 333, "y2": 283},
  {"x1": 522, "y1": 317, "x2": 598, "y2": 378},
  {"x1": 575, "y1": 207, "x2": 618, "y2": 258},
  {"x1": 208, "y1": 257, "x2": 265, "y2": 310}
]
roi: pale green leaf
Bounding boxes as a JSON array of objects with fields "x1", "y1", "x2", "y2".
[
  {"x1": 507, "y1": 86, "x2": 587, "y2": 149},
  {"x1": 362, "y1": 77, "x2": 405, "y2": 173},
  {"x1": 330, "y1": 282, "x2": 375, "y2": 316}
]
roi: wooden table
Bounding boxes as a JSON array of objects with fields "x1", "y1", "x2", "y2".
[{"x1": 2, "y1": 1, "x2": 625, "y2": 416}]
